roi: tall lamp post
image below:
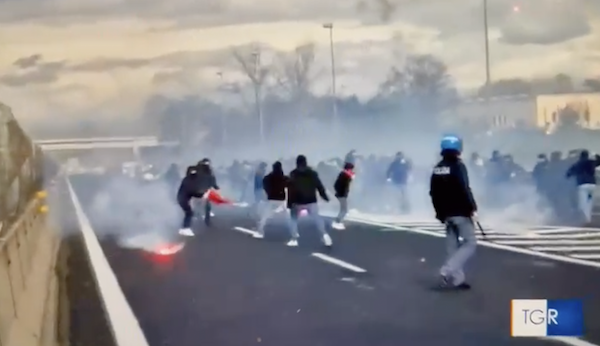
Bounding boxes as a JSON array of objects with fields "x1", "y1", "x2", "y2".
[
  {"x1": 251, "y1": 51, "x2": 264, "y2": 144},
  {"x1": 483, "y1": 0, "x2": 491, "y2": 87},
  {"x1": 322, "y1": 23, "x2": 338, "y2": 135},
  {"x1": 216, "y1": 71, "x2": 227, "y2": 145}
]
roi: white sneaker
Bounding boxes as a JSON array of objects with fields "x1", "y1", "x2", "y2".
[
  {"x1": 253, "y1": 233, "x2": 264, "y2": 239},
  {"x1": 210, "y1": 212, "x2": 215, "y2": 217},
  {"x1": 286, "y1": 239, "x2": 298, "y2": 247},
  {"x1": 322, "y1": 233, "x2": 333, "y2": 247},
  {"x1": 331, "y1": 222, "x2": 345, "y2": 230},
  {"x1": 179, "y1": 228, "x2": 195, "y2": 236}
]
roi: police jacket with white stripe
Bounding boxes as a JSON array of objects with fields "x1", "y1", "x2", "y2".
[{"x1": 429, "y1": 154, "x2": 477, "y2": 222}]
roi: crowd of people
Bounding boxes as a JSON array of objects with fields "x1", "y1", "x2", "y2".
[{"x1": 142, "y1": 135, "x2": 600, "y2": 290}]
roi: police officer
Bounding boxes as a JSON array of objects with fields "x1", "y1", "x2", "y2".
[{"x1": 429, "y1": 135, "x2": 478, "y2": 290}]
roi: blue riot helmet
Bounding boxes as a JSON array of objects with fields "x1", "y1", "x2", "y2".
[{"x1": 440, "y1": 135, "x2": 462, "y2": 153}]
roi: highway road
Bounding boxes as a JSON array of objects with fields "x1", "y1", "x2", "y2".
[{"x1": 68, "y1": 174, "x2": 600, "y2": 346}]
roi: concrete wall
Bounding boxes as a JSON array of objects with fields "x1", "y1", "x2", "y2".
[{"x1": 0, "y1": 192, "x2": 61, "y2": 346}]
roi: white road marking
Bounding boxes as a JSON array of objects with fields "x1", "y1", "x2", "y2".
[
  {"x1": 542, "y1": 336, "x2": 600, "y2": 346},
  {"x1": 530, "y1": 246, "x2": 600, "y2": 252},
  {"x1": 311, "y1": 253, "x2": 367, "y2": 273},
  {"x1": 344, "y1": 215, "x2": 600, "y2": 269},
  {"x1": 530, "y1": 228, "x2": 600, "y2": 234},
  {"x1": 494, "y1": 240, "x2": 600, "y2": 246},
  {"x1": 233, "y1": 226, "x2": 260, "y2": 236},
  {"x1": 67, "y1": 179, "x2": 150, "y2": 346},
  {"x1": 571, "y1": 254, "x2": 600, "y2": 259}
]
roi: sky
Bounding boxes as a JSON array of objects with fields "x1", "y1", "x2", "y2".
[{"x1": 0, "y1": 0, "x2": 598, "y2": 123}]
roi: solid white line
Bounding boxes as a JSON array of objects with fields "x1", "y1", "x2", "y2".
[
  {"x1": 495, "y1": 240, "x2": 600, "y2": 245},
  {"x1": 487, "y1": 233, "x2": 600, "y2": 239},
  {"x1": 542, "y1": 336, "x2": 600, "y2": 346},
  {"x1": 67, "y1": 179, "x2": 150, "y2": 346},
  {"x1": 233, "y1": 226, "x2": 260, "y2": 236},
  {"x1": 531, "y1": 228, "x2": 600, "y2": 234},
  {"x1": 344, "y1": 216, "x2": 600, "y2": 269},
  {"x1": 311, "y1": 253, "x2": 367, "y2": 273},
  {"x1": 530, "y1": 246, "x2": 600, "y2": 252},
  {"x1": 571, "y1": 254, "x2": 600, "y2": 259}
]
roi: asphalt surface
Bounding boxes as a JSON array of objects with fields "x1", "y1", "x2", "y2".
[{"x1": 68, "y1": 174, "x2": 600, "y2": 346}]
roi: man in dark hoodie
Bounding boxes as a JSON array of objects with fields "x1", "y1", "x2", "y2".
[
  {"x1": 192, "y1": 158, "x2": 220, "y2": 228},
  {"x1": 386, "y1": 151, "x2": 411, "y2": 213},
  {"x1": 287, "y1": 155, "x2": 331, "y2": 247},
  {"x1": 430, "y1": 135, "x2": 478, "y2": 290},
  {"x1": 331, "y1": 162, "x2": 355, "y2": 230},
  {"x1": 253, "y1": 161, "x2": 289, "y2": 239},
  {"x1": 177, "y1": 166, "x2": 206, "y2": 236},
  {"x1": 566, "y1": 150, "x2": 600, "y2": 224}
]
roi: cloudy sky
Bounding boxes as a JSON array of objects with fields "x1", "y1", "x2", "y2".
[{"x1": 0, "y1": 0, "x2": 598, "y2": 123}]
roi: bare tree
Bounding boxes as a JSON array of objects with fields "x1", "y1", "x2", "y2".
[
  {"x1": 231, "y1": 43, "x2": 270, "y2": 141},
  {"x1": 271, "y1": 42, "x2": 316, "y2": 100}
]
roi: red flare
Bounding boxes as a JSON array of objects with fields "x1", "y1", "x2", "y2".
[{"x1": 205, "y1": 189, "x2": 233, "y2": 205}]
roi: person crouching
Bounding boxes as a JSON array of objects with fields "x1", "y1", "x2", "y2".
[
  {"x1": 177, "y1": 166, "x2": 205, "y2": 237},
  {"x1": 331, "y1": 162, "x2": 355, "y2": 230}
]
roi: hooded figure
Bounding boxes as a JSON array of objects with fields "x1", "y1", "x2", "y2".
[
  {"x1": 429, "y1": 135, "x2": 477, "y2": 290},
  {"x1": 253, "y1": 161, "x2": 289, "y2": 238},
  {"x1": 286, "y1": 155, "x2": 331, "y2": 247},
  {"x1": 566, "y1": 150, "x2": 600, "y2": 224},
  {"x1": 331, "y1": 162, "x2": 355, "y2": 230},
  {"x1": 176, "y1": 166, "x2": 205, "y2": 236}
]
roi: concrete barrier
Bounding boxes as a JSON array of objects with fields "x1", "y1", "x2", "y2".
[{"x1": 0, "y1": 191, "x2": 59, "y2": 346}]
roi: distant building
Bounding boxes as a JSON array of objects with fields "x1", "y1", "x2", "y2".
[{"x1": 536, "y1": 93, "x2": 600, "y2": 130}]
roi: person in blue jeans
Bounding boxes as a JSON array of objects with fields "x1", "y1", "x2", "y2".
[
  {"x1": 286, "y1": 155, "x2": 331, "y2": 247},
  {"x1": 566, "y1": 150, "x2": 600, "y2": 224}
]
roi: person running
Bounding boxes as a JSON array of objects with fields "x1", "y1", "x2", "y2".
[
  {"x1": 253, "y1": 161, "x2": 288, "y2": 239},
  {"x1": 287, "y1": 155, "x2": 332, "y2": 247},
  {"x1": 331, "y1": 162, "x2": 355, "y2": 230}
]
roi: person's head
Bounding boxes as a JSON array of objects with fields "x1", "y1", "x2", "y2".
[
  {"x1": 343, "y1": 162, "x2": 354, "y2": 170},
  {"x1": 296, "y1": 155, "x2": 307, "y2": 168},
  {"x1": 257, "y1": 162, "x2": 267, "y2": 172},
  {"x1": 580, "y1": 150, "x2": 590, "y2": 160},
  {"x1": 186, "y1": 165, "x2": 198, "y2": 177},
  {"x1": 440, "y1": 135, "x2": 462, "y2": 158},
  {"x1": 198, "y1": 158, "x2": 211, "y2": 166},
  {"x1": 537, "y1": 153, "x2": 547, "y2": 162},
  {"x1": 395, "y1": 151, "x2": 404, "y2": 159},
  {"x1": 272, "y1": 161, "x2": 283, "y2": 174}
]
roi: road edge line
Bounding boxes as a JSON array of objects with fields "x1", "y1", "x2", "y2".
[{"x1": 67, "y1": 179, "x2": 150, "y2": 346}]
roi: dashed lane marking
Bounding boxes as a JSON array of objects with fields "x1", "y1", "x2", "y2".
[
  {"x1": 233, "y1": 226, "x2": 260, "y2": 237},
  {"x1": 311, "y1": 253, "x2": 367, "y2": 273}
]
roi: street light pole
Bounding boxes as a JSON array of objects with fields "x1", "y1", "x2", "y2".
[
  {"x1": 483, "y1": 0, "x2": 491, "y2": 86},
  {"x1": 323, "y1": 23, "x2": 338, "y2": 135},
  {"x1": 216, "y1": 71, "x2": 227, "y2": 145},
  {"x1": 252, "y1": 51, "x2": 264, "y2": 144}
]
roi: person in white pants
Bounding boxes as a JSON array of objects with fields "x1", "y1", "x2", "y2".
[
  {"x1": 566, "y1": 150, "x2": 600, "y2": 224},
  {"x1": 254, "y1": 161, "x2": 289, "y2": 238}
]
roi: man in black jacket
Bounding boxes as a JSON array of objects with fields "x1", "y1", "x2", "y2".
[
  {"x1": 177, "y1": 166, "x2": 205, "y2": 236},
  {"x1": 287, "y1": 155, "x2": 331, "y2": 247},
  {"x1": 254, "y1": 161, "x2": 288, "y2": 239},
  {"x1": 430, "y1": 135, "x2": 478, "y2": 290},
  {"x1": 332, "y1": 162, "x2": 355, "y2": 230},
  {"x1": 193, "y1": 158, "x2": 220, "y2": 227}
]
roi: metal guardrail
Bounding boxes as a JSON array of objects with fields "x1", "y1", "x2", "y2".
[{"x1": 0, "y1": 103, "x2": 44, "y2": 236}]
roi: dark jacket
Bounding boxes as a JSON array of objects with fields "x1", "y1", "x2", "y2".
[
  {"x1": 334, "y1": 168, "x2": 354, "y2": 198},
  {"x1": 263, "y1": 168, "x2": 289, "y2": 201},
  {"x1": 429, "y1": 155, "x2": 477, "y2": 221},
  {"x1": 566, "y1": 151, "x2": 600, "y2": 186},
  {"x1": 386, "y1": 158, "x2": 410, "y2": 185},
  {"x1": 177, "y1": 167, "x2": 205, "y2": 202},
  {"x1": 288, "y1": 166, "x2": 329, "y2": 206},
  {"x1": 195, "y1": 164, "x2": 219, "y2": 195}
]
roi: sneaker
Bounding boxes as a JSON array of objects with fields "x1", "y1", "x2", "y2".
[
  {"x1": 253, "y1": 233, "x2": 264, "y2": 239},
  {"x1": 331, "y1": 222, "x2": 345, "y2": 230},
  {"x1": 179, "y1": 228, "x2": 195, "y2": 237},
  {"x1": 322, "y1": 233, "x2": 333, "y2": 247},
  {"x1": 286, "y1": 239, "x2": 298, "y2": 247},
  {"x1": 210, "y1": 212, "x2": 215, "y2": 217}
]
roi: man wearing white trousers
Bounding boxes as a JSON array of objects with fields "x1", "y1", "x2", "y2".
[
  {"x1": 254, "y1": 161, "x2": 289, "y2": 239},
  {"x1": 566, "y1": 150, "x2": 600, "y2": 224}
]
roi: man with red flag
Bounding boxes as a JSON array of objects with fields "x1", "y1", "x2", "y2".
[{"x1": 331, "y1": 162, "x2": 355, "y2": 230}]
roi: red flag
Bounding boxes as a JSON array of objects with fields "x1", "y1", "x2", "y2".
[
  {"x1": 343, "y1": 169, "x2": 355, "y2": 179},
  {"x1": 204, "y1": 189, "x2": 233, "y2": 204}
]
